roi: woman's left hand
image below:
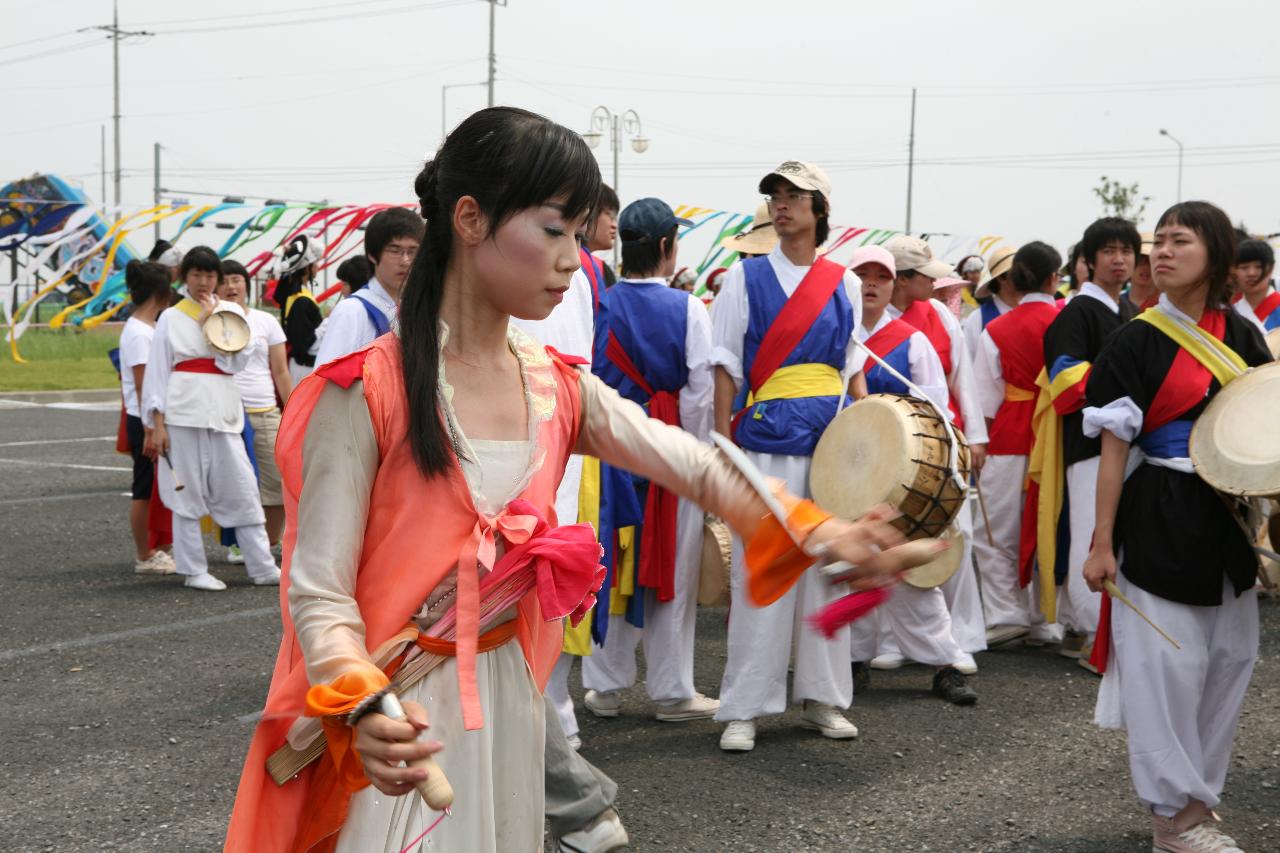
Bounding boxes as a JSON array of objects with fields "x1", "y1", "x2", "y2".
[
  {"x1": 806, "y1": 504, "x2": 948, "y2": 590},
  {"x1": 194, "y1": 292, "x2": 217, "y2": 322}
]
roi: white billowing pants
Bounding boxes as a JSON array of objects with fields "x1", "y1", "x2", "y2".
[
  {"x1": 716, "y1": 451, "x2": 852, "y2": 722},
  {"x1": 941, "y1": 499, "x2": 987, "y2": 653},
  {"x1": 1095, "y1": 574, "x2": 1257, "y2": 817},
  {"x1": 545, "y1": 653, "x2": 579, "y2": 739},
  {"x1": 581, "y1": 496, "x2": 703, "y2": 704},
  {"x1": 160, "y1": 424, "x2": 275, "y2": 580},
  {"x1": 971, "y1": 454, "x2": 1039, "y2": 629},
  {"x1": 849, "y1": 583, "x2": 964, "y2": 667},
  {"x1": 1056, "y1": 457, "x2": 1103, "y2": 638}
]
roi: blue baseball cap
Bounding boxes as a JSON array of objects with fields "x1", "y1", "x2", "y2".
[{"x1": 618, "y1": 198, "x2": 692, "y2": 243}]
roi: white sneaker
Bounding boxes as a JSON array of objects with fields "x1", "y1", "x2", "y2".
[
  {"x1": 799, "y1": 702, "x2": 859, "y2": 739},
  {"x1": 566, "y1": 733, "x2": 582, "y2": 751},
  {"x1": 252, "y1": 568, "x2": 281, "y2": 586},
  {"x1": 954, "y1": 652, "x2": 978, "y2": 675},
  {"x1": 870, "y1": 652, "x2": 905, "y2": 670},
  {"x1": 655, "y1": 692, "x2": 719, "y2": 722},
  {"x1": 557, "y1": 807, "x2": 628, "y2": 853},
  {"x1": 719, "y1": 719, "x2": 756, "y2": 752},
  {"x1": 1152, "y1": 814, "x2": 1243, "y2": 852},
  {"x1": 134, "y1": 552, "x2": 176, "y2": 575},
  {"x1": 583, "y1": 689, "x2": 620, "y2": 718},
  {"x1": 184, "y1": 573, "x2": 227, "y2": 592},
  {"x1": 225, "y1": 545, "x2": 245, "y2": 564}
]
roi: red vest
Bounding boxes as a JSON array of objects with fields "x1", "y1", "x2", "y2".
[
  {"x1": 985, "y1": 300, "x2": 1059, "y2": 455},
  {"x1": 899, "y1": 299, "x2": 963, "y2": 429}
]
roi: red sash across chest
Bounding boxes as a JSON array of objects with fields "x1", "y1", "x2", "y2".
[{"x1": 898, "y1": 300, "x2": 962, "y2": 427}]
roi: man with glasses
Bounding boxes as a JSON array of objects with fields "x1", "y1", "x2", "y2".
[
  {"x1": 314, "y1": 207, "x2": 424, "y2": 365},
  {"x1": 710, "y1": 161, "x2": 865, "y2": 752}
]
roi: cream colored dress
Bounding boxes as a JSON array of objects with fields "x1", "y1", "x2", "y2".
[{"x1": 290, "y1": 324, "x2": 766, "y2": 853}]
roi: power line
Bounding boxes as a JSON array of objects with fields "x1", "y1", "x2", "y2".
[
  {"x1": 125, "y1": 0, "x2": 428, "y2": 28},
  {"x1": 0, "y1": 29, "x2": 84, "y2": 52},
  {"x1": 139, "y1": 0, "x2": 475, "y2": 36},
  {"x1": 0, "y1": 38, "x2": 107, "y2": 68}
]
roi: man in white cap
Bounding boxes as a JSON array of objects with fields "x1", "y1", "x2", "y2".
[
  {"x1": 884, "y1": 236, "x2": 991, "y2": 657},
  {"x1": 710, "y1": 161, "x2": 864, "y2": 752}
]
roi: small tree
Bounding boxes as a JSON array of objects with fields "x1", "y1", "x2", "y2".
[{"x1": 1092, "y1": 176, "x2": 1150, "y2": 223}]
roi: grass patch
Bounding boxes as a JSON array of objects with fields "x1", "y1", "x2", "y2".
[{"x1": 0, "y1": 326, "x2": 123, "y2": 391}]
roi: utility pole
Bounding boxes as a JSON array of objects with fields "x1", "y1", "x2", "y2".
[
  {"x1": 81, "y1": 1, "x2": 152, "y2": 209},
  {"x1": 487, "y1": 0, "x2": 496, "y2": 107},
  {"x1": 153, "y1": 142, "x2": 161, "y2": 242},
  {"x1": 100, "y1": 125, "x2": 107, "y2": 204},
  {"x1": 906, "y1": 87, "x2": 916, "y2": 233}
]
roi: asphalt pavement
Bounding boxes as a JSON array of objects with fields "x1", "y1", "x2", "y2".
[{"x1": 1, "y1": 394, "x2": 1277, "y2": 852}]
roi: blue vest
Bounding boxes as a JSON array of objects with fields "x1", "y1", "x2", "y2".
[
  {"x1": 737, "y1": 256, "x2": 853, "y2": 457},
  {"x1": 352, "y1": 291, "x2": 391, "y2": 337},
  {"x1": 592, "y1": 280, "x2": 689, "y2": 409},
  {"x1": 864, "y1": 337, "x2": 913, "y2": 396},
  {"x1": 980, "y1": 298, "x2": 1002, "y2": 329}
]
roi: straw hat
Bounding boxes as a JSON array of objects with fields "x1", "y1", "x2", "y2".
[
  {"x1": 721, "y1": 202, "x2": 778, "y2": 256},
  {"x1": 975, "y1": 246, "x2": 1016, "y2": 299}
]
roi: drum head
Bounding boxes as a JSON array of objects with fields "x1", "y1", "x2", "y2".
[
  {"x1": 903, "y1": 526, "x2": 965, "y2": 589},
  {"x1": 1267, "y1": 328, "x2": 1280, "y2": 360},
  {"x1": 811, "y1": 396, "x2": 918, "y2": 523},
  {"x1": 1190, "y1": 362, "x2": 1280, "y2": 497},
  {"x1": 698, "y1": 519, "x2": 733, "y2": 606},
  {"x1": 205, "y1": 308, "x2": 251, "y2": 355}
]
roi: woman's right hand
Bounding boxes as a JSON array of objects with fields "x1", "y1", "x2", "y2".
[
  {"x1": 353, "y1": 699, "x2": 443, "y2": 797},
  {"x1": 144, "y1": 424, "x2": 168, "y2": 459},
  {"x1": 1082, "y1": 545, "x2": 1117, "y2": 594}
]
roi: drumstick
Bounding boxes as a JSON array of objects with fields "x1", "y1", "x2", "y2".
[
  {"x1": 1102, "y1": 579, "x2": 1180, "y2": 650},
  {"x1": 381, "y1": 692, "x2": 454, "y2": 811},
  {"x1": 161, "y1": 451, "x2": 185, "y2": 492},
  {"x1": 973, "y1": 478, "x2": 994, "y2": 547}
]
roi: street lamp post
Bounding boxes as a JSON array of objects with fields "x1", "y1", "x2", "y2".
[
  {"x1": 1159, "y1": 128, "x2": 1184, "y2": 202},
  {"x1": 582, "y1": 106, "x2": 649, "y2": 267}
]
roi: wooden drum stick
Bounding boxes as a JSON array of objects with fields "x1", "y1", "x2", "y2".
[
  {"x1": 1103, "y1": 579, "x2": 1180, "y2": 650},
  {"x1": 161, "y1": 451, "x2": 185, "y2": 492},
  {"x1": 381, "y1": 692, "x2": 454, "y2": 812}
]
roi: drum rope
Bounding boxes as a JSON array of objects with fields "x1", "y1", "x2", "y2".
[{"x1": 848, "y1": 337, "x2": 969, "y2": 494}]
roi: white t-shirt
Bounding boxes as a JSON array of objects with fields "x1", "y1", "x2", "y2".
[
  {"x1": 119, "y1": 316, "x2": 155, "y2": 418},
  {"x1": 234, "y1": 308, "x2": 287, "y2": 409}
]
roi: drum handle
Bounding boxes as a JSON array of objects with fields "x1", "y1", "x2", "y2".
[{"x1": 849, "y1": 337, "x2": 968, "y2": 494}]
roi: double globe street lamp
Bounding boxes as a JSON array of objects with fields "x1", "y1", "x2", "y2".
[{"x1": 583, "y1": 106, "x2": 649, "y2": 266}]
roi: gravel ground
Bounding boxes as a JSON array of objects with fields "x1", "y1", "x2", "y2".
[{"x1": 2, "y1": 397, "x2": 1277, "y2": 852}]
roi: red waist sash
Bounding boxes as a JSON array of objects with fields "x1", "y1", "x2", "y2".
[{"x1": 175, "y1": 358, "x2": 229, "y2": 375}]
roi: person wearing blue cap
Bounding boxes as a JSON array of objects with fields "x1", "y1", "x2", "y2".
[
  {"x1": 580, "y1": 197, "x2": 721, "y2": 723},
  {"x1": 710, "y1": 161, "x2": 866, "y2": 752}
]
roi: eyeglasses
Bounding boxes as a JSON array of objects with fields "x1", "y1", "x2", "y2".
[
  {"x1": 764, "y1": 190, "x2": 813, "y2": 206},
  {"x1": 383, "y1": 245, "x2": 420, "y2": 259}
]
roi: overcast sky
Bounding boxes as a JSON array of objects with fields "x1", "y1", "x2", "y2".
[{"x1": 4, "y1": 0, "x2": 1278, "y2": 252}]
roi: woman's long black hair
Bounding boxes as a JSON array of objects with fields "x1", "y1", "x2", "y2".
[{"x1": 401, "y1": 106, "x2": 602, "y2": 477}]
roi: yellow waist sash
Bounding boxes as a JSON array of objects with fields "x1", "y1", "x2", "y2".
[
  {"x1": 748, "y1": 363, "x2": 843, "y2": 406},
  {"x1": 1004, "y1": 384, "x2": 1036, "y2": 402}
]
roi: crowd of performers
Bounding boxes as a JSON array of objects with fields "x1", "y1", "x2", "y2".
[{"x1": 113, "y1": 107, "x2": 1276, "y2": 853}]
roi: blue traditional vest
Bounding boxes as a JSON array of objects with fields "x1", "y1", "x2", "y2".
[
  {"x1": 737, "y1": 256, "x2": 853, "y2": 456},
  {"x1": 592, "y1": 280, "x2": 689, "y2": 409},
  {"x1": 352, "y1": 291, "x2": 391, "y2": 337}
]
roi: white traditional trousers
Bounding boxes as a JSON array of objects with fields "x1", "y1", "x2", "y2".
[
  {"x1": 1094, "y1": 574, "x2": 1257, "y2": 817},
  {"x1": 1056, "y1": 457, "x2": 1103, "y2": 638},
  {"x1": 971, "y1": 454, "x2": 1039, "y2": 629},
  {"x1": 849, "y1": 583, "x2": 965, "y2": 668},
  {"x1": 581, "y1": 496, "x2": 704, "y2": 704},
  {"x1": 160, "y1": 424, "x2": 275, "y2": 580},
  {"x1": 716, "y1": 451, "x2": 852, "y2": 722},
  {"x1": 941, "y1": 499, "x2": 987, "y2": 653}
]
